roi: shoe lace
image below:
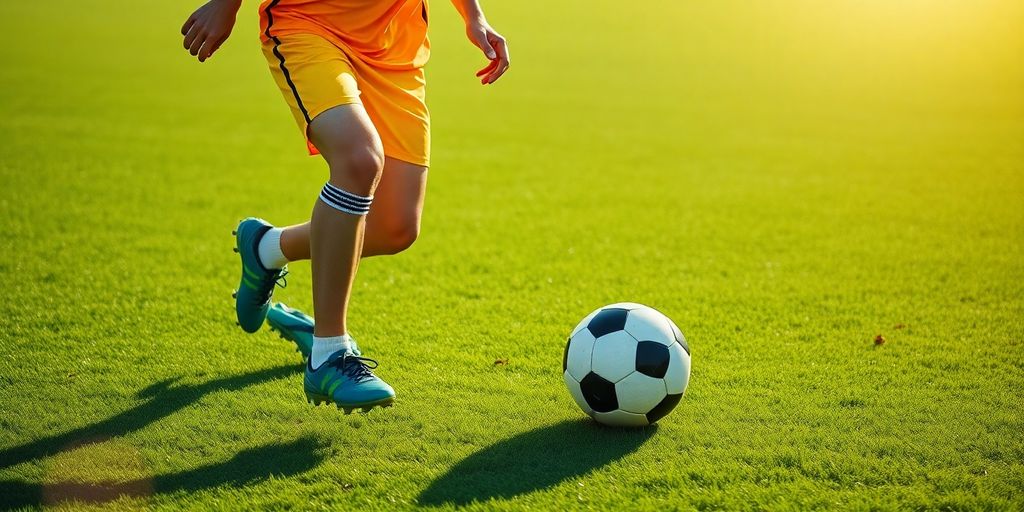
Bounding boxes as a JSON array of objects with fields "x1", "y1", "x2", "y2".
[
  {"x1": 330, "y1": 354, "x2": 379, "y2": 383},
  {"x1": 254, "y1": 269, "x2": 288, "y2": 305}
]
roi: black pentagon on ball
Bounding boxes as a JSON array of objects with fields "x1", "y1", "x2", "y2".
[
  {"x1": 635, "y1": 341, "x2": 670, "y2": 378},
  {"x1": 645, "y1": 393, "x2": 682, "y2": 424},
  {"x1": 579, "y1": 372, "x2": 618, "y2": 413},
  {"x1": 669, "y1": 320, "x2": 690, "y2": 355},
  {"x1": 587, "y1": 308, "x2": 629, "y2": 338}
]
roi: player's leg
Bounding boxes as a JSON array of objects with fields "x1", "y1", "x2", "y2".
[
  {"x1": 264, "y1": 159, "x2": 425, "y2": 359},
  {"x1": 266, "y1": 159, "x2": 425, "y2": 361},
  {"x1": 306, "y1": 103, "x2": 382, "y2": 337},
  {"x1": 272, "y1": 58, "x2": 430, "y2": 265},
  {"x1": 301, "y1": 103, "x2": 396, "y2": 411},
  {"x1": 235, "y1": 32, "x2": 361, "y2": 332},
  {"x1": 364, "y1": 158, "x2": 428, "y2": 255},
  {"x1": 275, "y1": 158, "x2": 427, "y2": 260}
]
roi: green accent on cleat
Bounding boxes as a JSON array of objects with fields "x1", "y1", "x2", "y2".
[{"x1": 233, "y1": 218, "x2": 287, "y2": 333}]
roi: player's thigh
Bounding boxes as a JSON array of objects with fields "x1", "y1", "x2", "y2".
[
  {"x1": 308, "y1": 104, "x2": 385, "y2": 190},
  {"x1": 366, "y1": 158, "x2": 428, "y2": 239}
]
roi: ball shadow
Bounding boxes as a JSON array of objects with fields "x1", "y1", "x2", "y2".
[{"x1": 417, "y1": 419, "x2": 656, "y2": 506}]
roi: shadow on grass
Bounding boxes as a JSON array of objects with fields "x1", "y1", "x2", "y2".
[
  {"x1": 418, "y1": 419, "x2": 656, "y2": 506},
  {"x1": 0, "y1": 436, "x2": 325, "y2": 509},
  {"x1": 0, "y1": 364, "x2": 296, "y2": 471}
]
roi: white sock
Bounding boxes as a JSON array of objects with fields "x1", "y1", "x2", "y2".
[
  {"x1": 311, "y1": 334, "x2": 355, "y2": 369},
  {"x1": 257, "y1": 228, "x2": 288, "y2": 270}
]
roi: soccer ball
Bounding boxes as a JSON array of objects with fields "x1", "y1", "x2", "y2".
[{"x1": 563, "y1": 303, "x2": 691, "y2": 427}]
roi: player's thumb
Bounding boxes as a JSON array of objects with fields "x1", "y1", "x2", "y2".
[{"x1": 475, "y1": 33, "x2": 497, "y2": 60}]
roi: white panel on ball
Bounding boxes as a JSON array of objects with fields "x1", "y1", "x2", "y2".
[
  {"x1": 566, "y1": 330, "x2": 597, "y2": 381},
  {"x1": 623, "y1": 307, "x2": 675, "y2": 345},
  {"x1": 563, "y1": 370, "x2": 594, "y2": 415},
  {"x1": 570, "y1": 308, "x2": 601, "y2": 337},
  {"x1": 615, "y1": 372, "x2": 668, "y2": 414},
  {"x1": 664, "y1": 342, "x2": 691, "y2": 395},
  {"x1": 590, "y1": 330, "x2": 638, "y2": 383},
  {"x1": 592, "y1": 409, "x2": 649, "y2": 427}
]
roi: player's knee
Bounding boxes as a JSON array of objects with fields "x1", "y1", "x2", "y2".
[{"x1": 327, "y1": 144, "x2": 384, "y2": 191}]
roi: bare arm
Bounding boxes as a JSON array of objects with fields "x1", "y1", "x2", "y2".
[
  {"x1": 181, "y1": 0, "x2": 242, "y2": 62},
  {"x1": 450, "y1": 0, "x2": 510, "y2": 85}
]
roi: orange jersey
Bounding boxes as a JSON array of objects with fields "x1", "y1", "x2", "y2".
[{"x1": 258, "y1": 0, "x2": 430, "y2": 70}]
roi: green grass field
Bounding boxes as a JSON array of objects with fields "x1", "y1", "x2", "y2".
[{"x1": 2, "y1": 0, "x2": 1023, "y2": 509}]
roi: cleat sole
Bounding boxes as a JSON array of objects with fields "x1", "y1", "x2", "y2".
[{"x1": 304, "y1": 391, "x2": 394, "y2": 412}]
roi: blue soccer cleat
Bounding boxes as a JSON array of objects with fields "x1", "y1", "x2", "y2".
[
  {"x1": 304, "y1": 349, "x2": 395, "y2": 413},
  {"x1": 267, "y1": 303, "x2": 361, "y2": 359},
  {"x1": 232, "y1": 218, "x2": 287, "y2": 333}
]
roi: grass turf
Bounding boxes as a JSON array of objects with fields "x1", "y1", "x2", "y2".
[{"x1": 1, "y1": 0, "x2": 1023, "y2": 509}]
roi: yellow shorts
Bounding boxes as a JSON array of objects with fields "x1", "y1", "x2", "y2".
[{"x1": 261, "y1": 33, "x2": 430, "y2": 167}]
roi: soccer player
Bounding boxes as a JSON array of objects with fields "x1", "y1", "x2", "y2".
[{"x1": 180, "y1": 0, "x2": 509, "y2": 411}]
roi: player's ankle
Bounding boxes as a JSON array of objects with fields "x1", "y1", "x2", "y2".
[
  {"x1": 257, "y1": 227, "x2": 289, "y2": 269},
  {"x1": 310, "y1": 334, "x2": 355, "y2": 369}
]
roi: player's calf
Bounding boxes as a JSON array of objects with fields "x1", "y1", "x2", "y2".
[
  {"x1": 368, "y1": 216, "x2": 420, "y2": 255},
  {"x1": 362, "y1": 159, "x2": 428, "y2": 257}
]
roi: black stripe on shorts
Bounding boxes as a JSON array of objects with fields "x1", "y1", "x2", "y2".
[{"x1": 264, "y1": 0, "x2": 311, "y2": 124}]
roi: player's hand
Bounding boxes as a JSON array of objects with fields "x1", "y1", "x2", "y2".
[
  {"x1": 465, "y1": 19, "x2": 510, "y2": 85},
  {"x1": 181, "y1": 0, "x2": 241, "y2": 62}
]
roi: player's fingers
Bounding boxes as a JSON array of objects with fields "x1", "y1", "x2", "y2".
[
  {"x1": 199, "y1": 34, "x2": 227, "y2": 62},
  {"x1": 480, "y1": 35, "x2": 509, "y2": 84},
  {"x1": 484, "y1": 62, "x2": 504, "y2": 84},
  {"x1": 482, "y1": 48, "x2": 509, "y2": 84},
  {"x1": 482, "y1": 63, "x2": 503, "y2": 84},
  {"x1": 198, "y1": 41, "x2": 215, "y2": 62},
  {"x1": 189, "y1": 31, "x2": 207, "y2": 56},
  {"x1": 486, "y1": 59, "x2": 510, "y2": 84},
  {"x1": 183, "y1": 23, "x2": 201, "y2": 50},
  {"x1": 181, "y1": 16, "x2": 196, "y2": 36},
  {"x1": 476, "y1": 59, "x2": 497, "y2": 77},
  {"x1": 482, "y1": 63, "x2": 501, "y2": 84}
]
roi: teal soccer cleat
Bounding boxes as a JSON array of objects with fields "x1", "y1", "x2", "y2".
[
  {"x1": 304, "y1": 350, "x2": 395, "y2": 413},
  {"x1": 232, "y1": 218, "x2": 287, "y2": 333},
  {"x1": 267, "y1": 303, "x2": 361, "y2": 359}
]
